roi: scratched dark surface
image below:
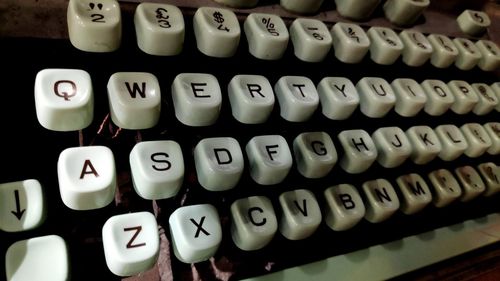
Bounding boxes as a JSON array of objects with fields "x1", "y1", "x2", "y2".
[{"x1": 0, "y1": 1, "x2": 499, "y2": 281}]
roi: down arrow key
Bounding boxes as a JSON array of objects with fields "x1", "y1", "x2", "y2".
[{"x1": 0, "y1": 179, "x2": 45, "y2": 232}]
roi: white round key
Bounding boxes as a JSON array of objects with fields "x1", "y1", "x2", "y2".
[
  {"x1": 421, "y1": 79, "x2": 455, "y2": 116},
  {"x1": 228, "y1": 75, "x2": 275, "y2": 124},
  {"x1": 289, "y1": 18, "x2": 332, "y2": 62},
  {"x1": 324, "y1": 184, "x2": 365, "y2": 231},
  {"x1": 244, "y1": 13, "x2": 289, "y2": 60},
  {"x1": 457, "y1": 9, "x2": 491, "y2": 36},
  {"x1": 35, "y1": 68, "x2": 94, "y2": 131},
  {"x1": 435, "y1": 124, "x2": 468, "y2": 161},
  {"x1": 371, "y1": 127, "x2": 412, "y2": 168},
  {"x1": 330, "y1": 22, "x2": 370, "y2": 64},
  {"x1": 169, "y1": 204, "x2": 222, "y2": 263},
  {"x1": 57, "y1": 146, "x2": 116, "y2": 210},
  {"x1": 171, "y1": 73, "x2": 222, "y2": 126},
  {"x1": 383, "y1": 0, "x2": 429, "y2": 26},
  {"x1": 246, "y1": 135, "x2": 293, "y2": 185},
  {"x1": 278, "y1": 189, "x2": 322, "y2": 240},
  {"x1": 194, "y1": 137, "x2": 244, "y2": 191},
  {"x1": 134, "y1": 3, "x2": 185, "y2": 56},
  {"x1": 0, "y1": 179, "x2": 45, "y2": 232},
  {"x1": 391, "y1": 78, "x2": 427, "y2": 117},
  {"x1": 107, "y1": 72, "x2": 161, "y2": 129},
  {"x1": 129, "y1": 140, "x2": 184, "y2": 200},
  {"x1": 428, "y1": 34, "x2": 459, "y2": 68},
  {"x1": 476, "y1": 40, "x2": 500, "y2": 71},
  {"x1": 399, "y1": 30, "x2": 433, "y2": 67},
  {"x1": 460, "y1": 123, "x2": 492, "y2": 158},
  {"x1": 274, "y1": 76, "x2": 319, "y2": 122},
  {"x1": 335, "y1": 0, "x2": 381, "y2": 20},
  {"x1": 193, "y1": 7, "x2": 241, "y2": 58},
  {"x1": 102, "y1": 212, "x2": 159, "y2": 277},
  {"x1": 317, "y1": 77, "x2": 359, "y2": 120},
  {"x1": 338, "y1": 129, "x2": 378, "y2": 174},
  {"x1": 447, "y1": 80, "x2": 479, "y2": 114},
  {"x1": 367, "y1": 27, "x2": 404, "y2": 65},
  {"x1": 356, "y1": 77, "x2": 396, "y2": 118},
  {"x1": 6, "y1": 235, "x2": 69, "y2": 281},
  {"x1": 471, "y1": 83, "x2": 498, "y2": 115},
  {"x1": 453, "y1": 38, "x2": 482, "y2": 70},
  {"x1": 67, "y1": 0, "x2": 122, "y2": 52}
]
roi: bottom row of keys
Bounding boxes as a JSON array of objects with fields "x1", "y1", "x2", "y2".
[{"x1": 4, "y1": 162, "x2": 500, "y2": 280}]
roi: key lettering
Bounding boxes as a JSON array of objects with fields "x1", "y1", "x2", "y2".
[
  {"x1": 54, "y1": 80, "x2": 77, "y2": 101},
  {"x1": 446, "y1": 131, "x2": 462, "y2": 143},
  {"x1": 391, "y1": 134, "x2": 402, "y2": 148},
  {"x1": 248, "y1": 207, "x2": 266, "y2": 226},
  {"x1": 311, "y1": 141, "x2": 327, "y2": 156},
  {"x1": 407, "y1": 179, "x2": 426, "y2": 196},
  {"x1": 339, "y1": 193, "x2": 355, "y2": 209},
  {"x1": 418, "y1": 133, "x2": 434, "y2": 146},
  {"x1": 375, "y1": 187, "x2": 392, "y2": 202},
  {"x1": 406, "y1": 84, "x2": 417, "y2": 96},
  {"x1": 191, "y1": 83, "x2": 210, "y2": 98},
  {"x1": 265, "y1": 144, "x2": 279, "y2": 161},
  {"x1": 124, "y1": 226, "x2": 146, "y2": 248},
  {"x1": 371, "y1": 83, "x2": 387, "y2": 96},
  {"x1": 459, "y1": 86, "x2": 469, "y2": 95},
  {"x1": 151, "y1": 152, "x2": 171, "y2": 171},
  {"x1": 247, "y1": 84, "x2": 266, "y2": 98},
  {"x1": 333, "y1": 84, "x2": 348, "y2": 98},
  {"x1": 293, "y1": 199, "x2": 308, "y2": 216},
  {"x1": 433, "y1": 85, "x2": 447, "y2": 97},
  {"x1": 292, "y1": 84, "x2": 307, "y2": 98},
  {"x1": 125, "y1": 82, "x2": 146, "y2": 98},
  {"x1": 486, "y1": 166, "x2": 499, "y2": 183},
  {"x1": 351, "y1": 137, "x2": 369, "y2": 152},
  {"x1": 80, "y1": 159, "x2": 100, "y2": 179},
  {"x1": 88, "y1": 2, "x2": 105, "y2": 23},
  {"x1": 214, "y1": 148, "x2": 232, "y2": 165},
  {"x1": 190, "y1": 216, "x2": 210, "y2": 238}
]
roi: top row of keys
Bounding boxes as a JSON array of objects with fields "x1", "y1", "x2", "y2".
[
  {"x1": 218, "y1": 0, "x2": 490, "y2": 38},
  {"x1": 67, "y1": 1, "x2": 500, "y2": 71}
]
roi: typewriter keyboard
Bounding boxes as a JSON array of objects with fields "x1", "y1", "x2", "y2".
[{"x1": 1, "y1": 0, "x2": 500, "y2": 280}]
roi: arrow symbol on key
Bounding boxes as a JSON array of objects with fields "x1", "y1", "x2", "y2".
[{"x1": 11, "y1": 190, "x2": 26, "y2": 220}]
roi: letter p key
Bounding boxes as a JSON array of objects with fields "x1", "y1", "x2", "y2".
[{"x1": 169, "y1": 204, "x2": 222, "y2": 263}]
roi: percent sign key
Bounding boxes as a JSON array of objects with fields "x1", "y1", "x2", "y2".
[{"x1": 262, "y1": 17, "x2": 279, "y2": 36}]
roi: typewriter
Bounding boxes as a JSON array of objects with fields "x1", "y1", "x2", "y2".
[{"x1": 1, "y1": 0, "x2": 500, "y2": 280}]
